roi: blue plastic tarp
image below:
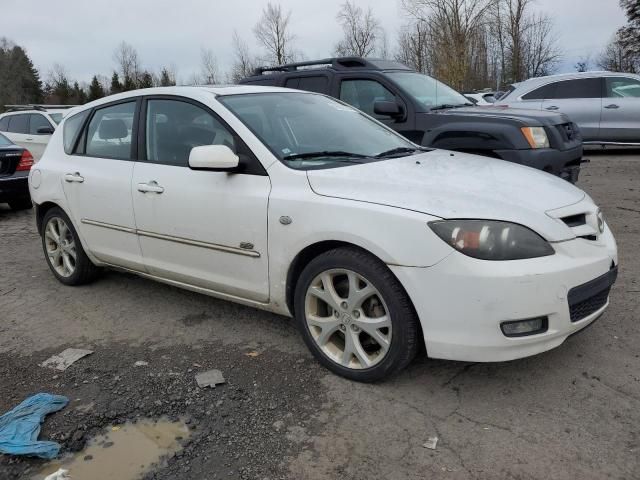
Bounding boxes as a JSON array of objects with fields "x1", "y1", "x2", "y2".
[{"x1": 0, "y1": 393, "x2": 69, "y2": 459}]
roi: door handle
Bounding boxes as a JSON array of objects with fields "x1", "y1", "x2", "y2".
[
  {"x1": 604, "y1": 104, "x2": 619, "y2": 109},
  {"x1": 64, "y1": 172, "x2": 84, "y2": 183},
  {"x1": 545, "y1": 106, "x2": 559, "y2": 111},
  {"x1": 137, "y1": 181, "x2": 165, "y2": 194},
  {"x1": 25, "y1": 137, "x2": 34, "y2": 141}
]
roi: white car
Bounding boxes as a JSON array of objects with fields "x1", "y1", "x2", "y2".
[
  {"x1": 0, "y1": 106, "x2": 70, "y2": 161},
  {"x1": 29, "y1": 86, "x2": 618, "y2": 381},
  {"x1": 463, "y1": 92, "x2": 497, "y2": 106}
]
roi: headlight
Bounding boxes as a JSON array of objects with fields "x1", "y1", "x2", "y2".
[
  {"x1": 429, "y1": 220, "x2": 555, "y2": 260},
  {"x1": 521, "y1": 126, "x2": 550, "y2": 149}
]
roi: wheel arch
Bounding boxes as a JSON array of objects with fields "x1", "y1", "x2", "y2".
[{"x1": 35, "y1": 201, "x2": 65, "y2": 235}]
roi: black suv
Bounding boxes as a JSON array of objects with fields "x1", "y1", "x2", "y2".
[{"x1": 240, "y1": 57, "x2": 583, "y2": 182}]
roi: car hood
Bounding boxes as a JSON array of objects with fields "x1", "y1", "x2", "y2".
[
  {"x1": 437, "y1": 106, "x2": 569, "y2": 127},
  {"x1": 306, "y1": 150, "x2": 586, "y2": 242}
]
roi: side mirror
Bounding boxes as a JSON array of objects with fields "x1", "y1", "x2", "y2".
[
  {"x1": 373, "y1": 100, "x2": 403, "y2": 118},
  {"x1": 37, "y1": 126, "x2": 55, "y2": 135},
  {"x1": 188, "y1": 145, "x2": 240, "y2": 172}
]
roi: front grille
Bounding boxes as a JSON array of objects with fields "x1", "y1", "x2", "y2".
[
  {"x1": 568, "y1": 267, "x2": 617, "y2": 322},
  {"x1": 556, "y1": 122, "x2": 580, "y2": 142},
  {"x1": 569, "y1": 288, "x2": 610, "y2": 322}
]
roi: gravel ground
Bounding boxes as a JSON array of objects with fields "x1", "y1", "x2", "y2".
[{"x1": 0, "y1": 151, "x2": 639, "y2": 480}]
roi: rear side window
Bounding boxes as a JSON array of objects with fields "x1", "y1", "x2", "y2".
[
  {"x1": 63, "y1": 110, "x2": 90, "y2": 154},
  {"x1": 86, "y1": 102, "x2": 136, "y2": 160},
  {"x1": 29, "y1": 114, "x2": 52, "y2": 134},
  {"x1": 0, "y1": 116, "x2": 9, "y2": 131},
  {"x1": 285, "y1": 76, "x2": 329, "y2": 94},
  {"x1": 7, "y1": 114, "x2": 29, "y2": 134},
  {"x1": 606, "y1": 77, "x2": 640, "y2": 98}
]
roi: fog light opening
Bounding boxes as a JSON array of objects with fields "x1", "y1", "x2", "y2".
[{"x1": 501, "y1": 317, "x2": 548, "y2": 337}]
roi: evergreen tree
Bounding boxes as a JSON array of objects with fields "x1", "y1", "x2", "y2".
[
  {"x1": 88, "y1": 75, "x2": 105, "y2": 101},
  {"x1": 159, "y1": 67, "x2": 176, "y2": 86},
  {"x1": 72, "y1": 81, "x2": 87, "y2": 104},
  {"x1": 139, "y1": 70, "x2": 154, "y2": 88},
  {"x1": 122, "y1": 73, "x2": 136, "y2": 91},
  {"x1": 110, "y1": 72, "x2": 122, "y2": 95},
  {"x1": 0, "y1": 41, "x2": 44, "y2": 109}
]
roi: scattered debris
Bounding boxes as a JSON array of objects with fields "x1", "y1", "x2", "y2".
[
  {"x1": 41, "y1": 348, "x2": 94, "y2": 371},
  {"x1": 423, "y1": 436, "x2": 438, "y2": 450},
  {"x1": 43, "y1": 468, "x2": 70, "y2": 480},
  {"x1": 195, "y1": 369, "x2": 226, "y2": 388},
  {"x1": 0, "y1": 393, "x2": 69, "y2": 459},
  {"x1": 134, "y1": 361, "x2": 149, "y2": 367},
  {"x1": 245, "y1": 351, "x2": 261, "y2": 358}
]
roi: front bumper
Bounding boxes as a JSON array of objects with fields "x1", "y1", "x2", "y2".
[
  {"x1": 494, "y1": 145, "x2": 583, "y2": 183},
  {"x1": 0, "y1": 172, "x2": 30, "y2": 202},
  {"x1": 391, "y1": 225, "x2": 618, "y2": 362}
]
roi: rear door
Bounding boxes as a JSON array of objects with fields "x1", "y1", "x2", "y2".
[
  {"x1": 600, "y1": 76, "x2": 640, "y2": 143},
  {"x1": 61, "y1": 100, "x2": 144, "y2": 270},
  {"x1": 540, "y1": 78, "x2": 603, "y2": 141},
  {"x1": 3, "y1": 114, "x2": 31, "y2": 149},
  {"x1": 27, "y1": 113, "x2": 54, "y2": 161}
]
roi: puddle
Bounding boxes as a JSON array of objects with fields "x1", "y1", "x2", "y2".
[{"x1": 33, "y1": 418, "x2": 190, "y2": 480}]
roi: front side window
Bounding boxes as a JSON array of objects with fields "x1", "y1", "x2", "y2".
[
  {"x1": 522, "y1": 83, "x2": 556, "y2": 100},
  {"x1": 7, "y1": 114, "x2": 29, "y2": 134},
  {"x1": 339, "y1": 79, "x2": 396, "y2": 117},
  {"x1": 386, "y1": 72, "x2": 469, "y2": 109},
  {"x1": 63, "y1": 110, "x2": 90, "y2": 154},
  {"x1": 86, "y1": 102, "x2": 135, "y2": 160},
  {"x1": 145, "y1": 99, "x2": 236, "y2": 167},
  {"x1": 553, "y1": 79, "x2": 601, "y2": 99},
  {"x1": 606, "y1": 77, "x2": 640, "y2": 98},
  {"x1": 29, "y1": 114, "x2": 52, "y2": 135},
  {"x1": 49, "y1": 113, "x2": 63, "y2": 124},
  {"x1": 219, "y1": 92, "x2": 418, "y2": 170}
]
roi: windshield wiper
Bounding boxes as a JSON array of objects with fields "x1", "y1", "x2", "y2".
[
  {"x1": 283, "y1": 151, "x2": 368, "y2": 161},
  {"x1": 430, "y1": 103, "x2": 473, "y2": 111},
  {"x1": 374, "y1": 147, "x2": 428, "y2": 158}
]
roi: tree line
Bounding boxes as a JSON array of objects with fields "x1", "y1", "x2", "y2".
[{"x1": 1, "y1": 0, "x2": 637, "y2": 111}]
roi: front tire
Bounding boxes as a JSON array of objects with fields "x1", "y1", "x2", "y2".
[
  {"x1": 294, "y1": 247, "x2": 419, "y2": 382},
  {"x1": 41, "y1": 207, "x2": 100, "y2": 285}
]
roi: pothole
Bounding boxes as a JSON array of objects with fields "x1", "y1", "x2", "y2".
[{"x1": 32, "y1": 418, "x2": 190, "y2": 480}]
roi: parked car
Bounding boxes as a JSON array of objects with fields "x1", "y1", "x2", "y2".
[
  {"x1": 0, "y1": 105, "x2": 74, "y2": 160},
  {"x1": 30, "y1": 86, "x2": 618, "y2": 381},
  {"x1": 240, "y1": 57, "x2": 584, "y2": 183},
  {"x1": 0, "y1": 132, "x2": 34, "y2": 210},
  {"x1": 464, "y1": 91, "x2": 498, "y2": 106},
  {"x1": 498, "y1": 72, "x2": 640, "y2": 145}
]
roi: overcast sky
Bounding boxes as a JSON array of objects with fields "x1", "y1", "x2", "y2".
[{"x1": 2, "y1": 0, "x2": 627, "y2": 85}]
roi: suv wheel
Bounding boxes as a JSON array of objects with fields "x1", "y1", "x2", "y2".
[
  {"x1": 41, "y1": 207, "x2": 100, "y2": 285},
  {"x1": 294, "y1": 247, "x2": 419, "y2": 382}
]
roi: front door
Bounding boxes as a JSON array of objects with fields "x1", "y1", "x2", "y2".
[
  {"x1": 600, "y1": 76, "x2": 640, "y2": 143},
  {"x1": 131, "y1": 97, "x2": 271, "y2": 302},
  {"x1": 61, "y1": 100, "x2": 144, "y2": 270}
]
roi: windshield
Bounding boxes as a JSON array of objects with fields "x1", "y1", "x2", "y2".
[
  {"x1": 388, "y1": 72, "x2": 469, "y2": 109},
  {"x1": 0, "y1": 133, "x2": 12, "y2": 146},
  {"x1": 219, "y1": 92, "x2": 420, "y2": 170},
  {"x1": 49, "y1": 113, "x2": 63, "y2": 124}
]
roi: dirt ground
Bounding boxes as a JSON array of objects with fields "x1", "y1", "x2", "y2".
[{"x1": 0, "y1": 151, "x2": 639, "y2": 480}]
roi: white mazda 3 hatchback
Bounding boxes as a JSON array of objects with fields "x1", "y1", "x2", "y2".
[{"x1": 29, "y1": 86, "x2": 618, "y2": 381}]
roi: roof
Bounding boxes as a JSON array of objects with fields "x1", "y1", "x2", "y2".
[
  {"x1": 245, "y1": 57, "x2": 412, "y2": 79},
  {"x1": 517, "y1": 71, "x2": 638, "y2": 86}
]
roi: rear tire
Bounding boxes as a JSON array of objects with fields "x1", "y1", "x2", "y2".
[
  {"x1": 41, "y1": 207, "x2": 100, "y2": 285},
  {"x1": 9, "y1": 198, "x2": 32, "y2": 210},
  {"x1": 294, "y1": 247, "x2": 419, "y2": 382}
]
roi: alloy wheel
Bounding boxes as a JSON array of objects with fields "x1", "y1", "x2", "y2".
[
  {"x1": 44, "y1": 217, "x2": 77, "y2": 278},
  {"x1": 304, "y1": 268, "x2": 392, "y2": 369}
]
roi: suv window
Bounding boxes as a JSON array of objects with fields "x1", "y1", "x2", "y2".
[
  {"x1": 7, "y1": 114, "x2": 29, "y2": 134},
  {"x1": 523, "y1": 78, "x2": 601, "y2": 100},
  {"x1": 0, "y1": 116, "x2": 9, "y2": 131},
  {"x1": 606, "y1": 77, "x2": 640, "y2": 98},
  {"x1": 64, "y1": 110, "x2": 91, "y2": 154},
  {"x1": 86, "y1": 102, "x2": 136, "y2": 160},
  {"x1": 522, "y1": 83, "x2": 556, "y2": 100},
  {"x1": 285, "y1": 76, "x2": 329, "y2": 94},
  {"x1": 145, "y1": 99, "x2": 236, "y2": 167},
  {"x1": 29, "y1": 114, "x2": 52, "y2": 135},
  {"x1": 339, "y1": 79, "x2": 396, "y2": 118}
]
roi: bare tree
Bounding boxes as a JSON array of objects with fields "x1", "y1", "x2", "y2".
[
  {"x1": 253, "y1": 2, "x2": 295, "y2": 66},
  {"x1": 395, "y1": 20, "x2": 431, "y2": 73},
  {"x1": 521, "y1": 13, "x2": 561, "y2": 78},
  {"x1": 229, "y1": 31, "x2": 259, "y2": 83},
  {"x1": 334, "y1": 1, "x2": 382, "y2": 57},
  {"x1": 113, "y1": 41, "x2": 141, "y2": 85},
  {"x1": 200, "y1": 48, "x2": 219, "y2": 84}
]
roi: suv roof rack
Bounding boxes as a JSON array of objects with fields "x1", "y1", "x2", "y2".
[
  {"x1": 3, "y1": 104, "x2": 77, "y2": 112},
  {"x1": 252, "y1": 57, "x2": 411, "y2": 76}
]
